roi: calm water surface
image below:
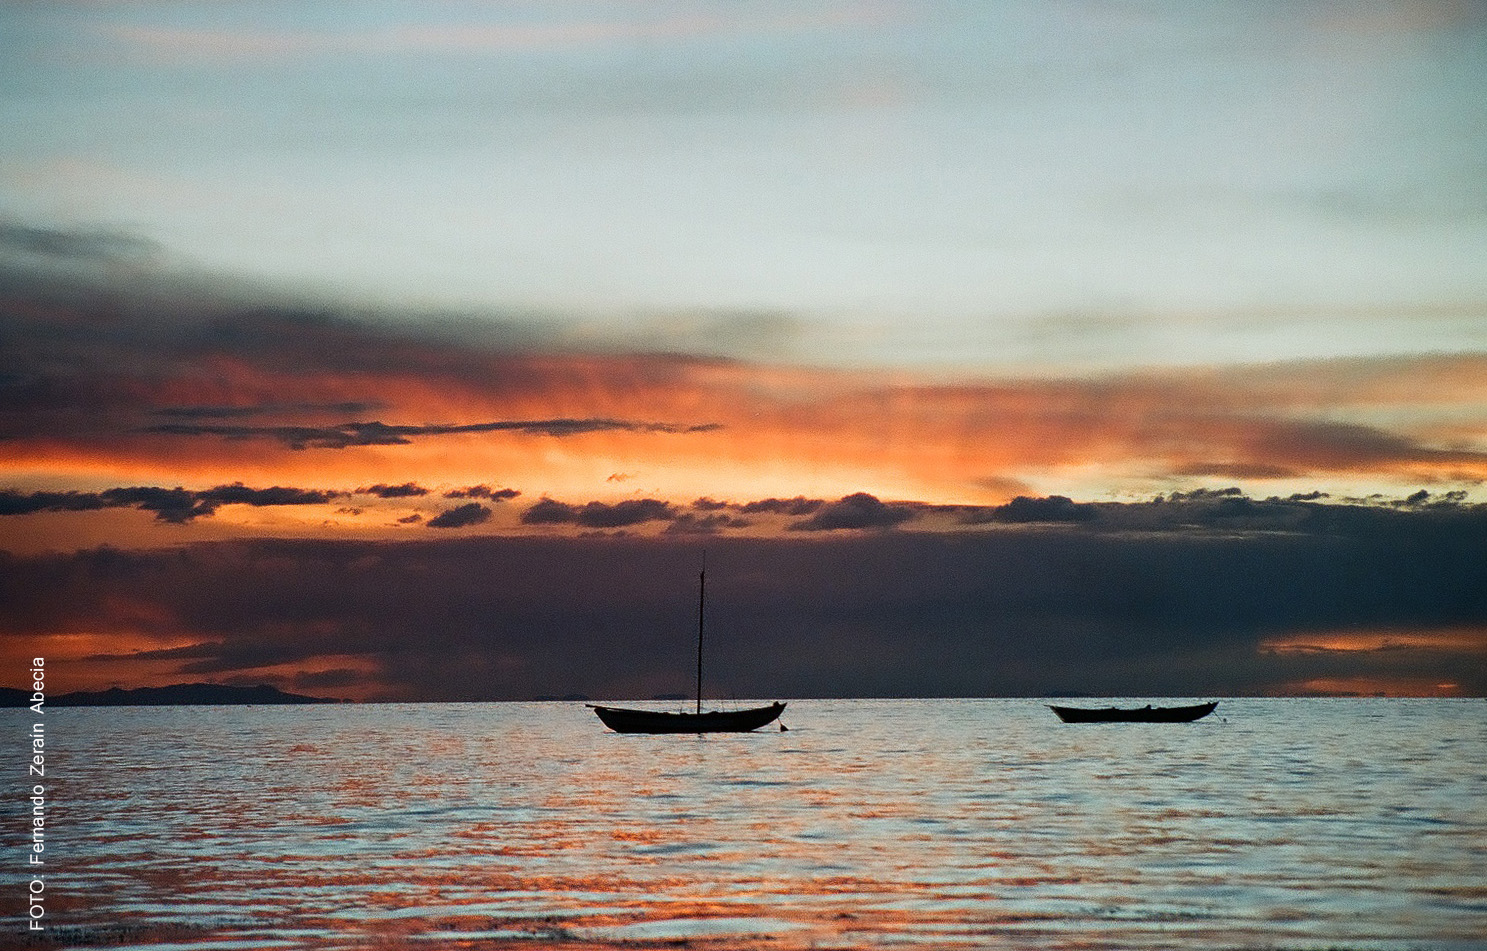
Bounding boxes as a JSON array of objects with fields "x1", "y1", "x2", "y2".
[{"x1": 8, "y1": 699, "x2": 1485, "y2": 950}]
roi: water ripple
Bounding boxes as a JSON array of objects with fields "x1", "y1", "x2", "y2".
[{"x1": 7, "y1": 698, "x2": 1484, "y2": 950}]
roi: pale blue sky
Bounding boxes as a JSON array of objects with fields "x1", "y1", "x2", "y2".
[{"x1": 3, "y1": 0, "x2": 1484, "y2": 369}]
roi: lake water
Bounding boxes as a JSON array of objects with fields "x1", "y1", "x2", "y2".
[{"x1": 8, "y1": 698, "x2": 1485, "y2": 950}]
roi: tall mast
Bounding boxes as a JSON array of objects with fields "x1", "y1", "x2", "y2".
[{"x1": 696, "y1": 551, "x2": 706, "y2": 715}]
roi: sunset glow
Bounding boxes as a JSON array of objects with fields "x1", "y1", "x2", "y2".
[{"x1": 8, "y1": 7, "x2": 1486, "y2": 950}]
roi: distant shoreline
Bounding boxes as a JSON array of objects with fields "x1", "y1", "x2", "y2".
[
  {"x1": 3, "y1": 686, "x2": 1477, "y2": 708},
  {"x1": 0, "y1": 683, "x2": 338, "y2": 707}
]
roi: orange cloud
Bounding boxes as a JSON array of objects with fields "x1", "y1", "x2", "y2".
[
  {"x1": 1260, "y1": 628, "x2": 1487, "y2": 696},
  {"x1": 1271, "y1": 677, "x2": 1472, "y2": 698},
  {"x1": 8, "y1": 352, "x2": 1487, "y2": 527},
  {"x1": 1261, "y1": 629, "x2": 1487, "y2": 655},
  {"x1": 0, "y1": 630, "x2": 199, "y2": 694},
  {"x1": 5, "y1": 276, "x2": 1486, "y2": 532}
]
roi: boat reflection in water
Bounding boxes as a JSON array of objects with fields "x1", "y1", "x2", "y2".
[{"x1": 1048, "y1": 700, "x2": 1218, "y2": 723}]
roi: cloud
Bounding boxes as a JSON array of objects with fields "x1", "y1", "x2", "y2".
[
  {"x1": 0, "y1": 490, "x2": 111, "y2": 516},
  {"x1": 966, "y1": 495, "x2": 1098, "y2": 524},
  {"x1": 520, "y1": 498, "x2": 677, "y2": 529},
  {"x1": 1250, "y1": 419, "x2": 1486, "y2": 471},
  {"x1": 788, "y1": 493, "x2": 917, "y2": 531},
  {"x1": 0, "y1": 221, "x2": 161, "y2": 264},
  {"x1": 198, "y1": 484, "x2": 342, "y2": 508},
  {"x1": 1, "y1": 264, "x2": 722, "y2": 452},
  {"x1": 578, "y1": 499, "x2": 677, "y2": 528},
  {"x1": 144, "y1": 417, "x2": 719, "y2": 450},
  {"x1": 289, "y1": 668, "x2": 375, "y2": 690},
  {"x1": 1166, "y1": 487, "x2": 1246, "y2": 501},
  {"x1": 740, "y1": 497, "x2": 825, "y2": 516},
  {"x1": 357, "y1": 482, "x2": 428, "y2": 498},
  {"x1": 664, "y1": 512, "x2": 754, "y2": 535},
  {"x1": 505, "y1": 489, "x2": 1482, "y2": 538},
  {"x1": 521, "y1": 498, "x2": 580, "y2": 525},
  {"x1": 0, "y1": 483, "x2": 341, "y2": 523},
  {"x1": 4, "y1": 248, "x2": 1486, "y2": 510},
  {"x1": 1177, "y1": 462, "x2": 1301, "y2": 479},
  {"x1": 98, "y1": 487, "x2": 210, "y2": 524},
  {"x1": 445, "y1": 485, "x2": 520, "y2": 501},
  {"x1": 154, "y1": 402, "x2": 383, "y2": 420},
  {"x1": 426, "y1": 503, "x2": 491, "y2": 529},
  {"x1": 3, "y1": 503, "x2": 1484, "y2": 700}
]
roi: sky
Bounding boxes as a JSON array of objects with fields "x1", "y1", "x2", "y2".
[{"x1": 2, "y1": 0, "x2": 1485, "y2": 700}]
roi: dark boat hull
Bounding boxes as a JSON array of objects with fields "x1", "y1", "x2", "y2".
[
  {"x1": 589, "y1": 701, "x2": 786, "y2": 734},
  {"x1": 1048, "y1": 701, "x2": 1217, "y2": 723}
]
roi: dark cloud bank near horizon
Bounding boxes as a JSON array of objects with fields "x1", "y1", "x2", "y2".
[{"x1": 3, "y1": 502, "x2": 1484, "y2": 700}]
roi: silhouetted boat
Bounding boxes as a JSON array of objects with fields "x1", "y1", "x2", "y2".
[
  {"x1": 590, "y1": 701, "x2": 787, "y2": 734},
  {"x1": 1048, "y1": 700, "x2": 1218, "y2": 723},
  {"x1": 589, "y1": 557, "x2": 785, "y2": 734}
]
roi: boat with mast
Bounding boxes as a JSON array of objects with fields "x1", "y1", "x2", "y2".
[{"x1": 588, "y1": 556, "x2": 785, "y2": 733}]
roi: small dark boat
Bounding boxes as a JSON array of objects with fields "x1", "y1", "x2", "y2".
[
  {"x1": 589, "y1": 701, "x2": 786, "y2": 734},
  {"x1": 590, "y1": 556, "x2": 786, "y2": 734},
  {"x1": 1048, "y1": 700, "x2": 1217, "y2": 723}
]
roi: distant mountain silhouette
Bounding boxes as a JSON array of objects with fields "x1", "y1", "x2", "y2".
[{"x1": 0, "y1": 683, "x2": 336, "y2": 707}]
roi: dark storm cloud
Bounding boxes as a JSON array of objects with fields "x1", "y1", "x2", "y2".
[
  {"x1": 788, "y1": 493, "x2": 917, "y2": 531},
  {"x1": 142, "y1": 417, "x2": 718, "y2": 450},
  {"x1": 0, "y1": 483, "x2": 341, "y2": 522},
  {"x1": 427, "y1": 503, "x2": 492, "y2": 529},
  {"x1": 3, "y1": 500, "x2": 1483, "y2": 700},
  {"x1": 0, "y1": 258, "x2": 721, "y2": 453},
  {"x1": 289, "y1": 668, "x2": 372, "y2": 690}
]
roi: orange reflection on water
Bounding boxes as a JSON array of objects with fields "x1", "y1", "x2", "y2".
[{"x1": 37, "y1": 699, "x2": 1487, "y2": 950}]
